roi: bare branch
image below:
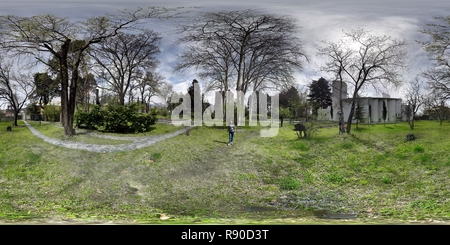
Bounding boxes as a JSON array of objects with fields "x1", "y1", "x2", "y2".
[
  {"x1": 174, "y1": 9, "x2": 308, "y2": 94},
  {"x1": 0, "y1": 55, "x2": 36, "y2": 126},
  {"x1": 317, "y1": 28, "x2": 409, "y2": 133}
]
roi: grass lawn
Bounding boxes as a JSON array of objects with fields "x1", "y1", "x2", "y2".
[{"x1": 1, "y1": 119, "x2": 450, "y2": 224}]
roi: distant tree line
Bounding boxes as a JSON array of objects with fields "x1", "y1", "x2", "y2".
[{"x1": 1, "y1": 8, "x2": 450, "y2": 135}]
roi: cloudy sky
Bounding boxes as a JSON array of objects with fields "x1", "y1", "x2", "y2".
[{"x1": 1, "y1": 0, "x2": 449, "y2": 102}]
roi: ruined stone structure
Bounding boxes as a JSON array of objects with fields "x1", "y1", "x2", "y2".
[{"x1": 318, "y1": 81, "x2": 403, "y2": 123}]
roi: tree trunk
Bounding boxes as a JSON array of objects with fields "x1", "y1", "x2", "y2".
[
  {"x1": 14, "y1": 111, "x2": 19, "y2": 127},
  {"x1": 337, "y1": 69, "x2": 345, "y2": 134},
  {"x1": 339, "y1": 103, "x2": 345, "y2": 134},
  {"x1": 119, "y1": 93, "x2": 125, "y2": 106},
  {"x1": 60, "y1": 40, "x2": 74, "y2": 136},
  {"x1": 68, "y1": 56, "x2": 81, "y2": 136},
  {"x1": 83, "y1": 63, "x2": 88, "y2": 113},
  {"x1": 83, "y1": 78, "x2": 88, "y2": 113},
  {"x1": 346, "y1": 99, "x2": 356, "y2": 133}
]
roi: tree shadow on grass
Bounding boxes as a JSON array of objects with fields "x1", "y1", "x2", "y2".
[
  {"x1": 353, "y1": 127, "x2": 369, "y2": 132},
  {"x1": 85, "y1": 126, "x2": 158, "y2": 135},
  {"x1": 213, "y1": 140, "x2": 229, "y2": 145}
]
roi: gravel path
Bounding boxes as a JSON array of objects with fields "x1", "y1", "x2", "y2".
[{"x1": 23, "y1": 120, "x2": 188, "y2": 153}]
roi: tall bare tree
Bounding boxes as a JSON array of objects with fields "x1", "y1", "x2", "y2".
[
  {"x1": 418, "y1": 16, "x2": 450, "y2": 99},
  {"x1": 318, "y1": 28, "x2": 408, "y2": 133},
  {"x1": 76, "y1": 72, "x2": 97, "y2": 112},
  {"x1": 0, "y1": 7, "x2": 182, "y2": 136},
  {"x1": 403, "y1": 78, "x2": 425, "y2": 130},
  {"x1": 0, "y1": 56, "x2": 35, "y2": 126},
  {"x1": 157, "y1": 81, "x2": 174, "y2": 106},
  {"x1": 135, "y1": 70, "x2": 164, "y2": 112},
  {"x1": 175, "y1": 37, "x2": 236, "y2": 94},
  {"x1": 89, "y1": 29, "x2": 162, "y2": 105},
  {"x1": 424, "y1": 89, "x2": 449, "y2": 125},
  {"x1": 174, "y1": 9, "x2": 308, "y2": 95}
]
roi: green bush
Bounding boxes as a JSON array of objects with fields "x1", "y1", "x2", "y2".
[
  {"x1": 42, "y1": 105, "x2": 61, "y2": 122},
  {"x1": 75, "y1": 103, "x2": 157, "y2": 133},
  {"x1": 148, "y1": 106, "x2": 170, "y2": 117},
  {"x1": 149, "y1": 106, "x2": 159, "y2": 115},
  {"x1": 75, "y1": 105, "x2": 104, "y2": 130},
  {"x1": 25, "y1": 104, "x2": 42, "y2": 121},
  {"x1": 159, "y1": 107, "x2": 169, "y2": 117}
]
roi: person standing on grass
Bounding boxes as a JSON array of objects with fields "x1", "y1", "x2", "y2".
[{"x1": 227, "y1": 119, "x2": 236, "y2": 146}]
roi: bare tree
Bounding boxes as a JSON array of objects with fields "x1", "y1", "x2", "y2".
[
  {"x1": 77, "y1": 72, "x2": 97, "y2": 112},
  {"x1": 421, "y1": 68, "x2": 450, "y2": 100},
  {"x1": 174, "y1": 9, "x2": 308, "y2": 95},
  {"x1": 424, "y1": 89, "x2": 449, "y2": 125},
  {"x1": 0, "y1": 56, "x2": 35, "y2": 126},
  {"x1": 157, "y1": 81, "x2": 174, "y2": 106},
  {"x1": 0, "y1": 7, "x2": 182, "y2": 136},
  {"x1": 89, "y1": 29, "x2": 162, "y2": 105},
  {"x1": 404, "y1": 78, "x2": 425, "y2": 130},
  {"x1": 318, "y1": 28, "x2": 408, "y2": 133},
  {"x1": 402, "y1": 102, "x2": 413, "y2": 124},
  {"x1": 135, "y1": 70, "x2": 164, "y2": 112},
  {"x1": 175, "y1": 36, "x2": 236, "y2": 94},
  {"x1": 418, "y1": 16, "x2": 450, "y2": 99}
]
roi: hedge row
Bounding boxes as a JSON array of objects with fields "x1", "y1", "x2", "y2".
[{"x1": 75, "y1": 103, "x2": 157, "y2": 133}]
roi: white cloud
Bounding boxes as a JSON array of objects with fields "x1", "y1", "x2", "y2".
[{"x1": 172, "y1": 80, "x2": 191, "y2": 94}]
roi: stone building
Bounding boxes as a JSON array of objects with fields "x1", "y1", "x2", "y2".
[{"x1": 318, "y1": 81, "x2": 403, "y2": 123}]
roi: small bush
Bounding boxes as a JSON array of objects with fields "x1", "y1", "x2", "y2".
[
  {"x1": 149, "y1": 106, "x2": 159, "y2": 115},
  {"x1": 279, "y1": 176, "x2": 301, "y2": 190},
  {"x1": 382, "y1": 176, "x2": 392, "y2": 184},
  {"x1": 159, "y1": 107, "x2": 170, "y2": 117},
  {"x1": 25, "y1": 104, "x2": 43, "y2": 121},
  {"x1": 304, "y1": 118, "x2": 319, "y2": 139}
]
